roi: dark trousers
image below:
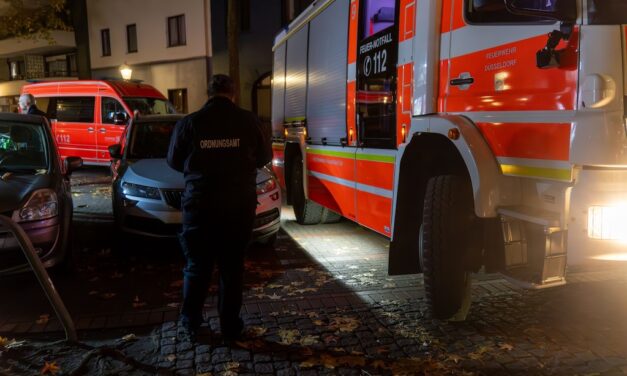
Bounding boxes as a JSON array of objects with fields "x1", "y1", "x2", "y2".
[{"x1": 177, "y1": 204, "x2": 255, "y2": 334}]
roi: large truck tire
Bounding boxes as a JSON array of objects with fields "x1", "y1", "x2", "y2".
[
  {"x1": 291, "y1": 157, "x2": 323, "y2": 225},
  {"x1": 422, "y1": 175, "x2": 473, "y2": 321},
  {"x1": 321, "y1": 208, "x2": 342, "y2": 224}
]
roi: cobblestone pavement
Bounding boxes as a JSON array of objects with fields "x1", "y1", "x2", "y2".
[{"x1": 1, "y1": 168, "x2": 627, "y2": 375}]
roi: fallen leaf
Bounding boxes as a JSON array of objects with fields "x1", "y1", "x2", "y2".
[
  {"x1": 267, "y1": 293, "x2": 282, "y2": 300},
  {"x1": 247, "y1": 326, "x2": 267, "y2": 337},
  {"x1": 167, "y1": 303, "x2": 180, "y2": 309},
  {"x1": 170, "y1": 280, "x2": 183, "y2": 288},
  {"x1": 132, "y1": 295, "x2": 147, "y2": 309},
  {"x1": 88, "y1": 290, "x2": 98, "y2": 296},
  {"x1": 446, "y1": 354, "x2": 463, "y2": 364},
  {"x1": 329, "y1": 316, "x2": 360, "y2": 332},
  {"x1": 0, "y1": 337, "x2": 15, "y2": 348},
  {"x1": 88, "y1": 276, "x2": 99, "y2": 282},
  {"x1": 269, "y1": 311, "x2": 280, "y2": 316},
  {"x1": 371, "y1": 359, "x2": 391, "y2": 369},
  {"x1": 40, "y1": 361, "x2": 60, "y2": 375},
  {"x1": 278, "y1": 329, "x2": 300, "y2": 345},
  {"x1": 299, "y1": 335, "x2": 319, "y2": 346},
  {"x1": 122, "y1": 333, "x2": 137, "y2": 341},
  {"x1": 36, "y1": 314, "x2": 50, "y2": 325},
  {"x1": 382, "y1": 283, "x2": 397, "y2": 289},
  {"x1": 499, "y1": 343, "x2": 514, "y2": 351},
  {"x1": 110, "y1": 271, "x2": 124, "y2": 279},
  {"x1": 100, "y1": 292, "x2": 116, "y2": 300},
  {"x1": 166, "y1": 354, "x2": 176, "y2": 362}
]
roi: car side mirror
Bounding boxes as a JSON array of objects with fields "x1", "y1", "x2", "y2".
[
  {"x1": 113, "y1": 112, "x2": 129, "y2": 125},
  {"x1": 108, "y1": 144, "x2": 123, "y2": 159},
  {"x1": 64, "y1": 156, "x2": 83, "y2": 175},
  {"x1": 505, "y1": 0, "x2": 576, "y2": 23}
]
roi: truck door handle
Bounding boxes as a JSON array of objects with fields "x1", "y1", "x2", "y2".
[
  {"x1": 87, "y1": 127, "x2": 94, "y2": 133},
  {"x1": 450, "y1": 72, "x2": 474, "y2": 90},
  {"x1": 99, "y1": 128, "x2": 107, "y2": 133},
  {"x1": 450, "y1": 77, "x2": 474, "y2": 86}
]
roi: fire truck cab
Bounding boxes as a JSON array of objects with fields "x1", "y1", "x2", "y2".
[{"x1": 271, "y1": 0, "x2": 627, "y2": 319}]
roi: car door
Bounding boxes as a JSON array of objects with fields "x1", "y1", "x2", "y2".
[
  {"x1": 97, "y1": 96, "x2": 130, "y2": 162},
  {"x1": 51, "y1": 96, "x2": 98, "y2": 163}
]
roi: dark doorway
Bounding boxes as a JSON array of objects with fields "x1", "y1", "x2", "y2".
[
  {"x1": 252, "y1": 72, "x2": 272, "y2": 129},
  {"x1": 168, "y1": 88, "x2": 188, "y2": 114}
]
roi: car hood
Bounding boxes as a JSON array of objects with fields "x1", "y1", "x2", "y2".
[
  {"x1": 123, "y1": 159, "x2": 274, "y2": 189},
  {"x1": 0, "y1": 174, "x2": 52, "y2": 213},
  {"x1": 124, "y1": 159, "x2": 184, "y2": 189}
]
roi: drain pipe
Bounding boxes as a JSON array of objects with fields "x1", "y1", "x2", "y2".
[{"x1": 0, "y1": 215, "x2": 77, "y2": 342}]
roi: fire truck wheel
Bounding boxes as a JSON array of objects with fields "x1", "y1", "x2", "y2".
[
  {"x1": 291, "y1": 158, "x2": 323, "y2": 225},
  {"x1": 321, "y1": 208, "x2": 342, "y2": 223},
  {"x1": 422, "y1": 175, "x2": 473, "y2": 321}
]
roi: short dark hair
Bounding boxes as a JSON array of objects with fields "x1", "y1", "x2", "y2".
[{"x1": 208, "y1": 74, "x2": 235, "y2": 97}]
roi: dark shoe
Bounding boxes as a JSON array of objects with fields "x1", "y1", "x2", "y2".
[
  {"x1": 222, "y1": 318, "x2": 244, "y2": 345},
  {"x1": 177, "y1": 319, "x2": 198, "y2": 343}
]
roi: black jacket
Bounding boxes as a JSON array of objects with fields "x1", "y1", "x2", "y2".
[
  {"x1": 167, "y1": 96, "x2": 272, "y2": 223},
  {"x1": 27, "y1": 105, "x2": 47, "y2": 117}
]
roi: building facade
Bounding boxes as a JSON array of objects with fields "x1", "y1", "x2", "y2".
[
  {"x1": 0, "y1": 31, "x2": 78, "y2": 113},
  {"x1": 86, "y1": 0, "x2": 213, "y2": 113}
]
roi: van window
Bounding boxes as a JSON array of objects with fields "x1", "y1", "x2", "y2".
[
  {"x1": 588, "y1": 0, "x2": 627, "y2": 24},
  {"x1": 55, "y1": 97, "x2": 95, "y2": 123},
  {"x1": 123, "y1": 97, "x2": 176, "y2": 115},
  {"x1": 102, "y1": 97, "x2": 129, "y2": 124},
  {"x1": 361, "y1": 0, "x2": 396, "y2": 40}
]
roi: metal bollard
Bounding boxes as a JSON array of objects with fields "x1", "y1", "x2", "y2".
[{"x1": 0, "y1": 215, "x2": 77, "y2": 342}]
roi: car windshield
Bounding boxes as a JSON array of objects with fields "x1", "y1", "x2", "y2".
[
  {"x1": 123, "y1": 97, "x2": 177, "y2": 116},
  {"x1": 128, "y1": 121, "x2": 175, "y2": 159},
  {"x1": 588, "y1": 0, "x2": 627, "y2": 24},
  {"x1": 0, "y1": 121, "x2": 48, "y2": 172}
]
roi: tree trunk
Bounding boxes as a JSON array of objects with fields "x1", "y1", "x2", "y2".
[
  {"x1": 68, "y1": 0, "x2": 92, "y2": 79},
  {"x1": 227, "y1": 0, "x2": 240, "y2": 105}
]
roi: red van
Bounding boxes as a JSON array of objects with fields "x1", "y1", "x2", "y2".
[{"x1": 21, "y1": 80, "x2": 175, "y2": 165}]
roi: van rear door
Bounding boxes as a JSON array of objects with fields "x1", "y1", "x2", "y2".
[{"x1": 50, "y1": 96, "x2": 98, "y2": 164}]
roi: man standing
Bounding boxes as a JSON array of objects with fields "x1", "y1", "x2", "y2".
[
  {"x1": 18, "y1": 93, "x2": 47, "y2": 116},
  {"x1": 167, "y1": 74, "x2": 271, "y2": 342}
]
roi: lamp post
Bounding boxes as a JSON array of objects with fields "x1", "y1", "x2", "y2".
[{"x1": 119, "y1": 64, "x2": 133, "y2": 80}]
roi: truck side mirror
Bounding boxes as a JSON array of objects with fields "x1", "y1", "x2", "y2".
[{"x1": 108, "y1": 144, "x2": 122, "y2": 159}]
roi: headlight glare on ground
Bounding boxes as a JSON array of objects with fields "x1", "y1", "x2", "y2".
[
  {"x1": 588, "y1": 205, "x2": 627, "y2": 240},
  {"x1": 122, "y1": 182, "x2": 161, "y2": 200},
  {"x1": 256, "y1": 178, "x2": 277, "y2": 195},
  {"x1": 12, "y1": 189, "x2": 58, "y2": 222}
]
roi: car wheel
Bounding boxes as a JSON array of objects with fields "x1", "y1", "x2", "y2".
[
  {"x1": 422, "y1": 175, "x2": 474, "y2": 321},
  {"x1": 291, "y1": 157, "x2": 323, "y2": 225}
]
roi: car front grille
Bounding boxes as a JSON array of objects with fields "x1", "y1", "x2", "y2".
[
  {"x1": 254, "y1": 208, "x2": 280, "y2": 228},
  {"x1": 162, "y1": 190, "x2": 183, "y2": 210}
]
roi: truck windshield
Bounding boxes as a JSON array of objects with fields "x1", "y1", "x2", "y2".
[
  {"x1": 588, "y1": 0, "x2": 627, "y2": 24},
  {"x1": 0, "y1": 121, "x2": 48, "y2": 172},
  {"x1": 128, "y1": 121, "x2": 175, "y2": 159},
  {"x1": 123, "y1": 97, "x2": 176, "y2": 116}
]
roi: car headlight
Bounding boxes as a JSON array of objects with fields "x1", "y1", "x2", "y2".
[
  {"x1": 256, "y1": 178, "x2": 277, "y2": 195},
  {"x1": 12, "y1": 189, "x2": 58, "y2": 223},
  {"x1": 122, "y1": 182, "x2": 161, "y2": 200}
]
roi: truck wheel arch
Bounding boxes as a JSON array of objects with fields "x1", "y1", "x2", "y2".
[{"x1": 389, "y1": 115, "x2": 503, "y2": 276}]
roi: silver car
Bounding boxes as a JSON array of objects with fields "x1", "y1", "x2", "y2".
[{"x1": 109, "y1": 115, "x2": 281, "y2": 245}]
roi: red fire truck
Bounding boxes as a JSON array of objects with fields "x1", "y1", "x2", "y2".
[{"x1": 271, "y1": 0, "x2": 627, "y2": 320}]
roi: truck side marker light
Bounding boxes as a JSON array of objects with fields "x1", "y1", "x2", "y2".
[
  {"x1": 402, "y1": 124, "x2": 407, "y2": 143},
  {"x1": 284, "y1": 128, "x2": 288, "y2": 138},
  {"x1": 448, "y1": 128, "x2": 460, "y2": 140}
]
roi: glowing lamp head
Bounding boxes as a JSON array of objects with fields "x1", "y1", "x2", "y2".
[{"x1": 119, "y1": 64, "x2": 133, "y2": 80}]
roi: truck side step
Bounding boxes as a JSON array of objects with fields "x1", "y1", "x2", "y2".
[{"x1": 497, "y1": 206, "x2": 567, "y2": 288}]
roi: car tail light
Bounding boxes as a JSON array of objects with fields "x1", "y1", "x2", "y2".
[{"x1": 256, "y1": 179, "x2": 277, "y2": 195}]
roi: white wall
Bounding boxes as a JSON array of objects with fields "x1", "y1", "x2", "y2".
[
  {"x1": 86, "y1": 0, "x2": 212, "y2": 69},
  {"x1": 93, "y1": 58, "x2": 209, "y2": 112}
]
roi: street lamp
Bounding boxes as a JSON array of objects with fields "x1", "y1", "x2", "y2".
[{"x1": 119, "y1": 64, "x2": 133, "y2": 80}]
